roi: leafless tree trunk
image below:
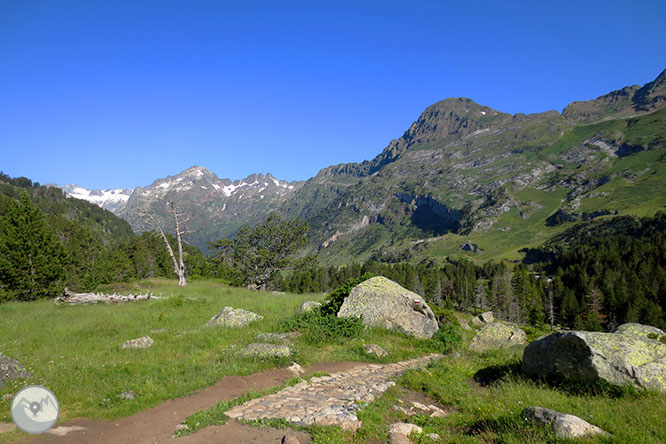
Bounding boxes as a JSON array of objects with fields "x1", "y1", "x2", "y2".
[
  {"x1": 546, "y1": 283, "x2": 555, "y2": 330},
  {"x1": 145, "y1": 202, "x2": 188, "y2": 287}
]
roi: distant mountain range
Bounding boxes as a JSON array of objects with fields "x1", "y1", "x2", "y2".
[{"x1": 55, "y1": 68, "x2": 666, "y2": 261}]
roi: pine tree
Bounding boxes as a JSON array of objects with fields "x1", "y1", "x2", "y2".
[{"x1": 0, "y1": 193, "x2": 66, "y2": 301}]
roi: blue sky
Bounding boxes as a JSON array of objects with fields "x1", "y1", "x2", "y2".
[{"x1": 1, "y1": 0, "x2": 665, "y2": 189}]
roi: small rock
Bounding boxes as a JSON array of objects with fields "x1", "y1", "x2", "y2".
[
  {"x1": 522, "y1": 406, "x2": 610, "y2": 439},
  {"x1": 1, "y1": 393, "x2": 14, "y2": 401},
  {"x1": 364, "y1": 344, "x2": 388, "y2": 358},
  {"x1": 389, "y1": 422, "x2": 423, "y2": 444},
  {"x1": 206, "y1": 306, "x2": 263, "y2": 328},
  {"x1": 471, "y1": 311, "x2": 493, "y2": 327},
  {"x1": 239, "y1": 343, "x2": 292, "y2": 358},
  {"x1": 118, "y1": 390, "x2": 135, "y2": 400},
  {"x1": 46, "y1": 426, "x2": 87, "y2": 436},
  {"x1": 389, "y1": 422, "x2": 423, "y2": 435},
  {"x1": 0, "y1": 353, "x2": 30, "y2": 387},
  {"x1": 256, "y1": 332, "x2": 300, "y2": 344},
  {"x1": 175, "y1": 424, "x2": 189, "y2": 432},
  {"x1": 299, "y1": 301, "x2": 322, "y2": 312},
  {"x1": 288, "y1": 362, "x2": 305, "y2": 375},
  {"x1": 425, "y1": 433, "x2": 440, "y2": 440},
  {"x1": 121, "y1": 336, "x2": 153, "y2": 349},
  {"x1": 281, "y1": 433, "x2": 301, "y2": 444}
]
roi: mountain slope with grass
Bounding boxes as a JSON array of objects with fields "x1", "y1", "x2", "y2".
[{"x1": 280, "y1": 69, "x2": 666, "y2": 264}]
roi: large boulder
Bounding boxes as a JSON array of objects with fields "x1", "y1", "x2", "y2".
[
  {"x1": 522, "y1": 323, "x2": 666, "y2": 392},
  {"x1": 337, "y1": 277, "x2": 438, "y2": 339},
  {"x1": 469, "y1": 322, "x2": 527, "y2": 352},
  {"x1": 206, "y1": 306, "x2": 263, "y2": 328},
  {"x1": 0, "y1": 353, "x2": 30, "y2": 387}
]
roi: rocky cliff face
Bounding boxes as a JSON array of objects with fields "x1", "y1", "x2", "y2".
[{"x1": 279, "y1": 69, "x2": 666, "y2": 263}]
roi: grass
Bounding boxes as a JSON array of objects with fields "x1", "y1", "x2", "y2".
[{"x1": 2, "y1": 279, "x2": 666, "y2": 443}]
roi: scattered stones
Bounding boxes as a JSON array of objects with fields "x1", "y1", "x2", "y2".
[
  {"x1": 469, "y1": 322, "x2": 526, "y2": 352},
  {"x1": 364, "y1": 344, "x2": 388, "y2": 358},
  {"x1": 121, "y1": 336, "x2": 153, "y2": 349},
  {"x1": 225, "y1": 354, "x2": 441, "y2": 431},
  {"x1": 118, "y1": 390, "x2": 136, "y2": 400},
  {"x1": 389, "y1": 423, "x2": 423, "y2": 444},
  {"x1": 471, "y1": 311, "x2": 494, "y2": 327},
  {"x1": 522, "y1": 406, "x2": 610, "y2": 439},
  {"x1": 239, "y1": 343, "x2": 292, "y2": 359},
  {"x1": 287, "y1": 362, "x2": 305, "y2": 375},
  {"x1": 256, "y1": 331, "x2": 300, "y2": 344},
  {"x1": 206, "y1": 306, "x2": 263, "y2": 328},
  {"x1": 338, "y1": 276, "x2": 439, "y2": 339},
  {"x1": 0, "y1": 353, "x2": 30, "y2": 387},
  {"x1": 393, "y1": 400, "x2": 447, "y2": 418},
  {"x1": 522, "y1": 323, "x2": 666, "y2": 392},
  {"x1": 299, "y1": 301, "x2": 322, "y2": 312},
  {"x1": 46, "y1": 426, "x2": 88, "y2": 436}
]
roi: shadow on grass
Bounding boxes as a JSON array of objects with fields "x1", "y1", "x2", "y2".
[{"x1": 472, "y1": 362, "x2": 523, "y2": 387}]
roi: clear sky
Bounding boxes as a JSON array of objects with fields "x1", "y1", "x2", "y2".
[{"x1": 1, "y1": 0, "x2": 665, "y2": 189}]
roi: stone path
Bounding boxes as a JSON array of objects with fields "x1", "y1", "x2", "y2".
[{"x1": 225, "y1": 353, "x2": 442, "y2": 431}]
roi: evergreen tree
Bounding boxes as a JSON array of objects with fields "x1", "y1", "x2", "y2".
[{"x1": 0, "y1": 193, "x2": 66, "y2": 301}]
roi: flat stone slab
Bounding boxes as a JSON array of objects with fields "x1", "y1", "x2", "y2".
[
  {"x1": 225, "y1": 354, "x2": 441, "y2": 430},
  {"x1": 121, "y1": 336, "x2": 153, "y2": 349}
]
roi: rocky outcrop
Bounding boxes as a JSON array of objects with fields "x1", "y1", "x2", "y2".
[
  {"x1": 0, "y1": 353, "x2": 30, "y2": 387},
  {"x1": 469, "y1": 322, "x2": 527, "y2": 352},
  {"x1": 522, "y1": 406, "x2": 610, "y2": 439},
  {"x1": 364, "y1": 344, "x2": 388, "y2": 358},
  {"x1": 239, "y1": 343, "x2": 292, "y2": 359},
  {"x1": 338, "y1": 277, "x2": 438, "y2": 338},
  {"x1": 522, "y1": 323, "x2": 666, "y2": 392},
  {"x1": 121, "y1": 336, "x2": 153, "y2": 349},
  {"x1": 388, "y1": 423, "x2": 422, "y2": 444},
  {"x1": 206, "y1": 307, "x2": 263, "y2": 328}
]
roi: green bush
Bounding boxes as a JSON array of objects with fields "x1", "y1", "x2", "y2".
[
  {"x1": 319, "y1": 272, "x2": 375, "y2": 317},
  {"x1": 280, "y1": 274, "x2": 374, "y2": 345},
  {"x1": 428, "y1": 321, "x2": 462, "y2": 353}
]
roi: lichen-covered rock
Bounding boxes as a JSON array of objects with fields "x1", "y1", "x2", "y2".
[
  {"x1": 364, "y1": 344, "x2": 388, "y2": 358},
  {"x1": 469, "y1": 322, "x2": 526, "y2": 352},
  {"x1": 522, "y1": 323, "x2": 666, "y2": 392},
  {"x1": 121, "y1": 336, "x2": 153, "y2": 349},
  {"x1": 471, "y1": 311, "x2": 494, "y2": 327},
  {"x1": 239, "y1": 343, "x2": 292, "y2": 358},
  {"x1": 337, "y1": 277, "x2": 438, "y2": 338},
  {"x1": 0, "y1": 353, "x2": 30, "y2": 387},
  {"x1": 522, "y1": 406, "x2": 610, "y2": 439},
  {"x1": 256, "y1": 332, "x2": 300, "y2": 344},
  {"x1": 206, "y1": 306, "x2": 263, "y2": 328},
  {"x1": 299, "y1": 301, "x2": 322, "y2": 312}
]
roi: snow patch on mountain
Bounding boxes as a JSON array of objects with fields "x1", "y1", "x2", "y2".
[{"x1": 60, "y1": 185, "x2": 133, "y2": 213}]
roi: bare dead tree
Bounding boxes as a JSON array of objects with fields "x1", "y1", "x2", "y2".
[
  {"x1": 145, "y1": 202, "x2": 189, "y2": 286},
  {"x1": 546, "y1": 282, "x2": 556, "y2": 330}
]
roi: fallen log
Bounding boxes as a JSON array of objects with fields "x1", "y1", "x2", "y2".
[{"x1": 55, "y1": 288, "x2": 158, "y2": 305}]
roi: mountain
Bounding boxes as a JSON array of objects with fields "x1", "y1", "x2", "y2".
[
  {"x1": 279, "y1": 69, "x2": 666, "y2": 264},
  {"x1": 118, "y1": 166, "x2": 303, "y2": 252},
  {"x1": 0, "y1": 173, "x2": 134, "y2": 241},
  {"x1": 58, "y1": 185, "x2": 133, "y2": 213}
]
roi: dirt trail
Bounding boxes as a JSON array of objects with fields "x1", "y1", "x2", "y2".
[{"x1": 10, "y1": 361, "x2": 361, "y2": 444}]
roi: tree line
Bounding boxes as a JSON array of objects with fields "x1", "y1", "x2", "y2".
[{"x1": 2, "y1": 173, "x2": 665, "y2": 332}]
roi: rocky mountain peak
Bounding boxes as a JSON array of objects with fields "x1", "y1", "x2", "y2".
[{"x1": 562, "y1": 68, "x2": 666, "y2": 122}]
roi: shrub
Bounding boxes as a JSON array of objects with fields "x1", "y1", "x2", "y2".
[
  {"x1": 280, "y1": 274, "x2": 374, "y2": 345},
  {"x1": 319, "y1": 272, "x2": 375, "y2": 317},
  {"x1": 428, "y1": 321, "x2": 462, "y2": 353}
]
